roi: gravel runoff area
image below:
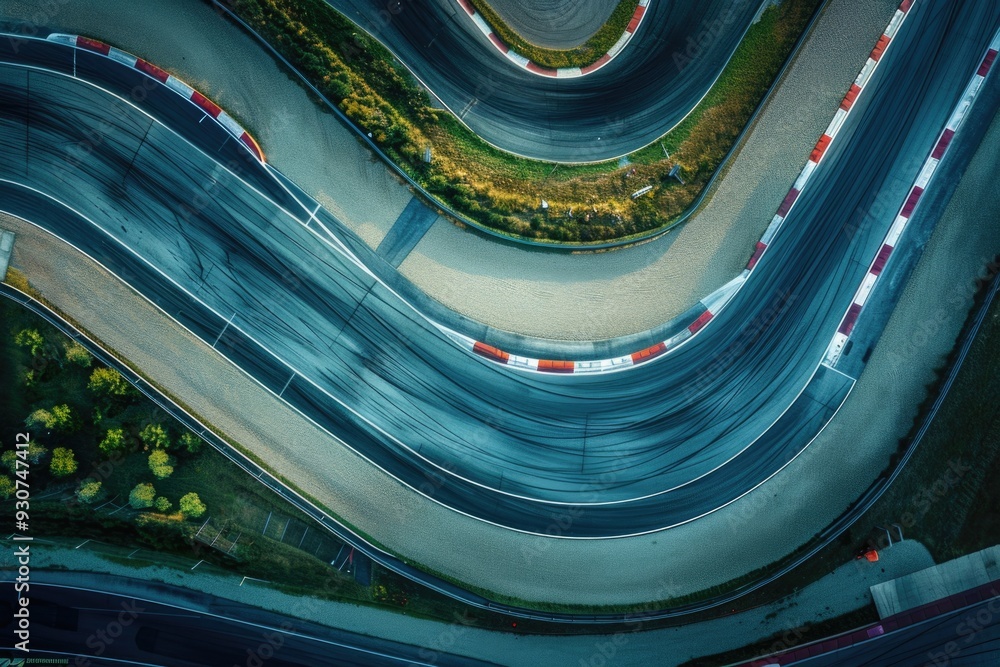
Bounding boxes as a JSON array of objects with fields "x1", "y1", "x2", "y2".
[
  {"x1": 398, "y1": 0, "x2": 900, "y2": 340},
  {"x1": 473, "y1": 0, "x2": 620, "y2": 49},
  {"x1": 7, "y1": 540, "x2": 934, "y2": 666},
  {"x1": 3, "y1": 89, "x2": 999, "y2": 609},
  {"x1": 4, "y1": 0, "x2": 896, "y2": 342}
]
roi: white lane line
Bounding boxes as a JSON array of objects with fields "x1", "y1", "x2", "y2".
[
  {"x1": 212, "y1": 311, "x2": 236, "y2": 348},
  {"x1": 305, "y1": 202, "x2": 321, "y2": 227},
  {"x1": 10, "y1": 581, "x2": 439, "y2": 665},
  {"x1": 822, "y1": 362, "x2": 856, "y2": 382}
]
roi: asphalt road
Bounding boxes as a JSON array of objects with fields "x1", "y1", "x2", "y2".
[
  {"x1": 0, "y1": 582, "x2": 494, "y2": 666},
  {"x1": 475, "y1": 0, "x2": 620, "y2": 49},
  {"x1": 0, "y1": 0, "x2": 997, "y2": 537},
  {"x1": 323, "y1": 0, "x2": 765, "y2": 160},
  {"x1": 789, "y1": 598, "x2": 1000, "y2": 666}
]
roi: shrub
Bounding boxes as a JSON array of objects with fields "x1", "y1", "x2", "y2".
[
  {"x1": 76, "y1": 480, "x2": 103, "y2": 504},
  {"x1": 14, "y1": 329, "x2": 44, "y2": 356},
  {"x1": 179, "y1": 492, "x2": 207, "y2": 518},
  {"x1": 2, "y1": 443, "x2": 49, "y2": 472},
  {"x1": 88, "y1": 367, "x2": 134, "y2": 398},
  {"x1": 99, "y1": 428, "x2": 128, "y2": 456},
  {"x1": 50, "y1": 448, "x2": 78, "y2": 478},
  {"x1": 179, "y1": 432, "x2": 203, "y2": 454},
  {"x1": 26, "y1": 404, "x2": 75, "y2": 432},
  {"x1": 0, "y1": 475, "x2": 13, "y2": 500},
  {"x1": 154, "y1": 496, "x2": 172, "y2": 513},
  {"x1": 148, "y1": 449, "x2": 175, "y2": 479},
  {"x1": 64, "y1": 341, "x2": 93, "y2": 367},
  {"x1": 129, "y1": 482, "x2": 156, "y2": 509},
  {"x1": 140, "y1": 423, "x2": 171, "y2": 450}
]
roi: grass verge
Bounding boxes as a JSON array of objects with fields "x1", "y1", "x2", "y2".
[
  {"x1": 466, "y1": 0, "x2": 638, "y2": 70},
  {"x1": 225, "y1": 0, "x2": 820, "y2": 244}
]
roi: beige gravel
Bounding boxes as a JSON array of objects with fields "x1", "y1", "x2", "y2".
[
  {"x1": 398, "y1": 0, "x2": 900, "y2": 340},
  {"x1": 4, "y1": 0, "x2": 410, "y2": 250},
  {"x1": 5, "y1": 0, "x2": 896, "y2": 341}
]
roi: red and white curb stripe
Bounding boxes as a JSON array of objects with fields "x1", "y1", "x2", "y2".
[
  {"x1": 824, "y1": 28, "x2": 1000, "y2": 367},
  {"x1": 452, "y1": 274, "x2": 744, "y2": 374},
  {"x1": 745, "y1": 0, "x2": 914, "y2": 274},
  {"x1": 454, "y1": 0, "x2": 650, "y2": 79},
  {"x1": 458, "y1": 0, "x2": 919, "y2": 375},
  {"x1": 46, "y1": 34, "x2": 265, "y2": 163}
]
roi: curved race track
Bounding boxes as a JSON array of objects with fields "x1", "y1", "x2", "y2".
[
  {"x1": 324, "y1": 0, "x2": 764, "y2": 160},
  {"x1": 0, "y1": 0, "x2": 997, "y2": 537}
]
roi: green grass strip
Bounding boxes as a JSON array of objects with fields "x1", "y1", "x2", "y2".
[{"x1": 466, "y1": 0, "x2": 639, "y2": 70}]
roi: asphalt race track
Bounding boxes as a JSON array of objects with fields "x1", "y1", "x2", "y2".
[
  {"x1": 0, "y1": 582, "x2": 494, "y2": 666},
  {"x1": 321, "y1": 0, "x2": 765, "y2": 161},
  {"x1": 0, "y1": 0, "x2": 998, "y2": 537}
]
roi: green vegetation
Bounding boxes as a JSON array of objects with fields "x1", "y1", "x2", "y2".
[
  {"x1": 50, "y1": 447, "x2": 78, "y2": 477},
  {"x1": 88, "y1": 366, "x2": 136, "y2": 398},
  {"x1": 228, "y1": 0, "x2": 820, "y2": 244},
  {"x1": 140, "y1": 423, "x2": 171, "y2": 450},
  {"x1": 98, "y1": 427, "x2": 128, "y2": 456},
  {"x1": 466, "y1": 0, "x2": 638, "y2": 69},
  {"x1": 76, "y1": 479, "x2": 103, "y2": 504},
  {"x1": 179, "y1": 491, "x2": 207, "y2": 518},
  {"x1": 0, "y1": 295, "x2": 501, "y2": 628},
  {"x1": 148, "y1": 449, "x2": 175, "y2": 479},
  {"x1": 129, "y1": 482, "x2": 157, "y2": 509}
]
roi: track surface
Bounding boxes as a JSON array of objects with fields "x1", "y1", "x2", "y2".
[
  {"x1": 0, "y1": 0, "x2": 997, "y2": 537},
  {"x1": 0, "y1": 582, "x2": 493, "y2": 666},
  {"x1": 324, "y1": 0, "x2": 764, "y2": 160}
]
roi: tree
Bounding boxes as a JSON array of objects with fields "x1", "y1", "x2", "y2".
[
  {"x1": 14, "y1": 329, "x2": 45, "y2": 356},
  {"x1": 50, "y1": 448, "x2": 78, "y2": 478},
  {"x1": 98, "y1": 428, "x2": 128, "y2": 456},
  {"x1": 154, "y1": 496, "x2": 172, "y2": 513},
  {"x1": 179, "y1": 432, "x2": 203, "y2": 454},
  {"x1": 26, "y1": 441, "x2": 47, "y2": 464},
  {"x1": 24, "y1": 408, "x2": 55, "y2": 431},
  {"x1": 76, "y1": 479, "x2": 103, "y2": 504},
  {"x1": 26, "y1": 404, "x2": 75, "y2": 432},
  {"x1": 0, "y1": 475, "x2": 13, "y2": 500},
  {"x1": 51, "y1": 404, "x2": 75, "y2": 430},
  {"x1": 0, "y1": 451, "x2": 13, "y2": 474},
  {"x1": 129, "y1": 482, "x2": 156, "y2": 509},
  {"x1": 179, "y1": 492, "x2": 206, "y2": 518},
  {"x1": 88, "y1": 367, "x2": 134, "y2": 398},
  {"x1": 64, "y1": 340, "x2": 92, "y2": 367},
  {"x1": 148, "y1": 449, "x2": 175, "y2": 479},
  {"x1": 140, "y1": 423, "x2": 170, "y2": 450},
  {"x1": 6, "y1": 442, "x2": 51, "y2": 470}
]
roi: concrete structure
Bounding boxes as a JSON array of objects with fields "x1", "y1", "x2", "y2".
[{"x1": 871, "y1": 545, "x2": 1000, "y2": 618}]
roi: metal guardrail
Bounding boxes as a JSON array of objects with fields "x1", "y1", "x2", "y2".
[
  {"x1": 2, "y1": 264, "x2": 996, "y2": 623},
  {"x1": 210, "y1": 0, "x2": 830, "y2": 251}
]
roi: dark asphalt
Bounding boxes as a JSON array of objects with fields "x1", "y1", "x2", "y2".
[
  {"x1": 790, "y1": 598, "x2": 1000, "y2": 666},
  {"x1": 0, "y1": 0, "x2": 997, "y2": 537},
  {"x1": 0, "y1": 581, "x2": 494, "y2": 666},
  {"x1": 323, "y1": 0, "x2": 766, "y2": 160}
]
